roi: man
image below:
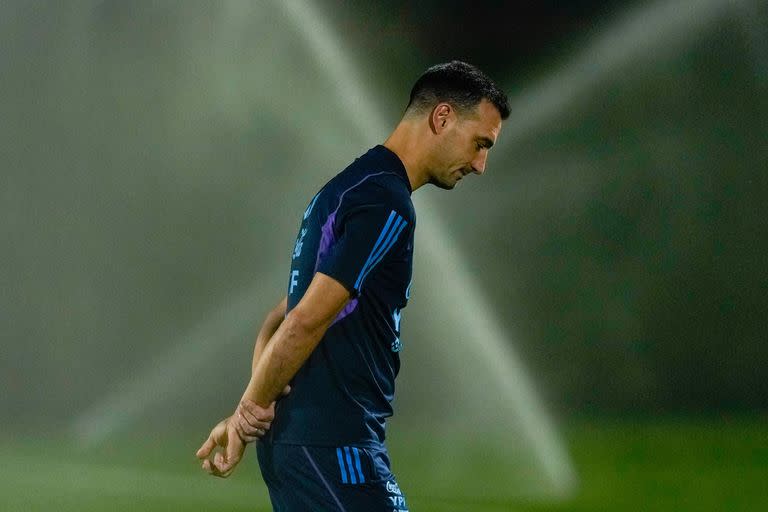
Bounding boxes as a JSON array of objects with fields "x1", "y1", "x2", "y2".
[{"x1": 196, "y1": 60, "x2": 510, "y2": 511}]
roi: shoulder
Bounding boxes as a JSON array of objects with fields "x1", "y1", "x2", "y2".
[{"x1": 342, "y1": 175, "x2": 414, "y2": 223}]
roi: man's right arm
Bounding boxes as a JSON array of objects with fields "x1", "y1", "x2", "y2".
[{"x1": 196, "y1": 277, "x2": 348, "y2": 477}]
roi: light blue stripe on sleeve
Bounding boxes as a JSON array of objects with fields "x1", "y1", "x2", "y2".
[
  {"x1": 352, "y1": 447, "x2": 365, "y2": 483},
  {"x1": 343, "y1": 447, "x2": 357, "y2": 484},
  {"x1": 364, "y1": 216, "x2": 404, "y2": 270},
  {"x1": 354, "y1": 210, "x2": 405, "y2": 290},
  {"x1": 356, "y1": 218, "x2": 408, "y2": 290},
  {"x1": 336, "y1": 447, "x2": 348, "y2": 484},
  {"x1": 354, "y1": 210, "x2": 397, "y2": 289},
  {"x1": 366, "y1": 211, "x2": 397, "y2": 263}
]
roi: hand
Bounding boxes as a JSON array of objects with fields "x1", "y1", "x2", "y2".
[
  {"x1": 234, "y1": 385, "x2": 291, "y2": 443},
  {"x1": 195, "y1": 416, "x2": 245, "y2": 478},
  {"x1": 234, "y1": 400, "x2": 273, "y2": 443}
]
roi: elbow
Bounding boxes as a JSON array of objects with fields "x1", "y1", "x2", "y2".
[
  {"x1": 273, "y1": 307, "x2": 330, "y2": 360},
  {"x1": 283, "y1": 307, "x2": 325, "y2": 340}
]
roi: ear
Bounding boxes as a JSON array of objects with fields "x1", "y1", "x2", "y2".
[{"x1": 430, "y1": 103, "x2": 454, "y2": 134}]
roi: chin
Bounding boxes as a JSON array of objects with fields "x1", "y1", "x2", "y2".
[{"x1": 428, "y1": 177, "x2": 457, "y2": 190}]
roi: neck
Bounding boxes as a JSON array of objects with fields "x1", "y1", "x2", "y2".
[{"x1": 383, "y1": 119, "x2": 430, "y2": 192}]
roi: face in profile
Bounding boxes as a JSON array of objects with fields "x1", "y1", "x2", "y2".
[{"x1": 428, "y1": 99, "x2": 502, "y2": 190}]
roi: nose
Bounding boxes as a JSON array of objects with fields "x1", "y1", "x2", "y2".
[{"x1": 471, "y1": 150, "x2": 488, "y2": 175}]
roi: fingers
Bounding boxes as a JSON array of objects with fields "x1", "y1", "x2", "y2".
[
  {"x1": 209, "y1": 423, "x2": 243, "y2": 477},
  {"x1": 196, "y1": 418, "x2": 229, "y2": 459},
  {"x1": 239, "y1": 399, "x2": 275, "y2": 422},
  {"x1": 237, "y1": 405, "x2": 272, "y2": 432},
  {"x1": 224, "y1": 433, "x2": 242, "y2": 469},
  {"x1": 235, "y1": 401, "x2": 273, "y2": 443},
  {"x1": 214, "y1": 451, "x2": 226, "y2": 471},
  {"x1": 233, "y1": 419, "x2": 261, "y2": 443},
  {"x1": 202, "y1": 454, "x2": 225, "y2": 477},
  {"x1": 201, "y1": 445, "x2": 240, "y2": 478},
  {"x1": 197, "y1": 418, "x2": 247, "y2": 478},
  {"x1": 281, "y1": 384, "x2": 292, "y2": 397},
  {"x1": 202, "y1": 453, "x2": 229, "y2": 478},
  {"x1": 195, "y1": 434, "x2": 216, "y2": 459}
]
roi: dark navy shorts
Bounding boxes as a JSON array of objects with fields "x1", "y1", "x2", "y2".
[{"x1": 256, "y1": 439, "x2": 409, "y2": 512}]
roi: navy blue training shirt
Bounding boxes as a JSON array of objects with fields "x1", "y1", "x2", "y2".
[{"x1": 270, "y1": 145, "x2": 415, "y2": 447}]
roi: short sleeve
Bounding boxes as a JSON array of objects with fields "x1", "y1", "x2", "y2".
[{"x1": 316, "y1": 204, "x2": 410, "y2": 296}]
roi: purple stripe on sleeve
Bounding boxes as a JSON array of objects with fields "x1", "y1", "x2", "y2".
[
  {"x1": 314, "y1": 211, "x2": 337, "y2": 272},
  {"x1": 311, "y1": 171, "x2": 401, "y2": 325},
  {"x1": 331, "y1": 298, "x2": 358, "y2": 326}
]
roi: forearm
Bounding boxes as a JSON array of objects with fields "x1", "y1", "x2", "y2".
[
  {"x1": 240, "y1": 309, "x2": 333, "y2": 407},
  {"x1": 251, "y1": 297, "x2": 288, "y2": 371},
  {"x1": 239, "y1": 273, "x2": 350, "y2": 408}
]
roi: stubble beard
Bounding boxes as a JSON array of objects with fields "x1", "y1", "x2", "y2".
[{"x1": 427, "y1": 173, "x2": 457, "y2": 190}]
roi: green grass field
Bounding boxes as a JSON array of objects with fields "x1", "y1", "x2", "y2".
[{"x1": 2, "y1": 418, "x2": 765, "y2": 511}]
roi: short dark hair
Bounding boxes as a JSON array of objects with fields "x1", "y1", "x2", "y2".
[{"x1": 405, "y1": 61, "x2": 510, "y2": 120}]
